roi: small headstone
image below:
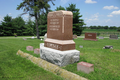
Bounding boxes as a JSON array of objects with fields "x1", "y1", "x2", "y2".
[
  {"x1": 99, "y1": 36, "x2": 104, "y2": 39},
  {"x1": 109, "y1": 35, "x2": 118, "y2": 39},
  {"x1": 84, "y1": 33, "x2": 98, "y2": 41},
  {"x1": 73, "y1": 35, "x2": 77, "y2": 39},
  {"x1": 26, "y1": 46, "x2": 33, "y2": 51},
  {"x1": 103, "y1": 45, "x2": 113, "y2": 49},
  {"x1": 34, "y1": 48, "x2": 40, "y2": 54},
  {"x1": 31, "y1": 36, "x2": 35, "y2": 39},
  {"x1": 44, "y1": 33, "x2": 47, "y2": 41},
  {"x1": 23, "y1": 38, "x2": 27, "y2": 40},
  {"x1": 79, "y1": 45, "x2": 83, "y2": 48},
  {"x1": 77, "y1": 61, "x2": 94, "y2": 74},
  {"x1": 41, "y1": 38, "x2": 43, "y2": 41}
]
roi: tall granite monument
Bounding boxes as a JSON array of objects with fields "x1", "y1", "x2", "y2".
[{"x1": 40, "y1": 10, "x2": 80, "y2": 67}]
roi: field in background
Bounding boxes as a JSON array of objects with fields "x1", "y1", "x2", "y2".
[{"x1": 81, "y1": 29, "x2": 120, "y2": 37}]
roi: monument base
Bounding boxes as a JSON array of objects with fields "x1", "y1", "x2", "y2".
[
  {"x1": 83, "y1": 38, "x2": 98, "y2": 41},
  {"x1": 40, "y1": 43, "x2": 80, "y2": 67}
]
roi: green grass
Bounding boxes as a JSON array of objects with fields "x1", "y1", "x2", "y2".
[
  {"x1": 62, "y1": 38, "x2": 120, "y2": 80},
  {"x1": 1, "y1": 37, "x2": 120, "y2": 80},
  {"x1": 82, "y1": 29, "x2": 120, "y2": 37},
  {"x1": 0, "y1": 38, "x2": 64, "y2": 80},
  {"x1": 83, "y1": 29, "x2": 117, "y2": 32}
]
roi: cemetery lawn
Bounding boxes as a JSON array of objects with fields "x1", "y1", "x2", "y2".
[
  {"x1": 0, "y1": 38, "x2": 64, "y2": 80},
  {"x1": 1, "y1": 37, "x2": 120, "y2": 80},
  {"x1": 83, "y1": 29, "x2": 117, "y2": 33},
  {"x1": 62, "y1": 38, "x2": 120, "y2": 80},
  {"x1": 22, "y1": 38, "x2": 120, "y2": 80}
]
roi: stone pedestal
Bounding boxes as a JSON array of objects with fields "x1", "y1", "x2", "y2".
[{"x1": 40, "y1": 43, "x2": 80, "y2": 67}]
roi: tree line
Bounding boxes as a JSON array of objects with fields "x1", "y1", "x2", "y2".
[
  {"x1": 0, "y1": 0, "x2": 119, "y2": 37},
  {"x1": 84, "y1": 25, "x2": 120, "y2": 30},
  {"x1": 0, "y1": 2, "x2": 85, "y2": 36}
]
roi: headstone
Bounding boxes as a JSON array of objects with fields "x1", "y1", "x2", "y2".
[
  {"x1": 109, "y1": 35, "x2": 118, "y2": 39},
  {"x1": 26, "y1": 46, "x2": 33, "y2": 51},
  {"x1": 79, "y1": 45, "x2": 83, "y2": 48},
  {"x1": 44, "y1": 33, "x2": 47, "y2": 41},
  {"x1": 103, "y1": 45, "x2": 113, "y2": 49},
  {"x1": 84, "y1": 33, "x2": 98, "y2": 41},
  {"x1": 40, "y1": 10, "x2": 80, "y2": 67},
  {"x1": 34, "y1": 48, "x2": 40, "y2": 54},
  {"x1": 99, "y1": 36, "x2": 104, "y2": 39},
  {"x1": 73, "y1": 35, "x2": 77, "y2": 39},
  {"x1": 23, "y1": 38, "x2": 27, "y2": 40},
  {"x1": 31, "y1": 36, "x2": 35, "y2": 39},
  {"x1": 77, "y1": 61, "x2": 94, "y2": 74},
  {"x1": 44, "y1": 10, "x2": 75, "y2": 51}
]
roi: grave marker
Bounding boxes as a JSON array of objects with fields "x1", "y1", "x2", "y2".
[
  {"x1": 40, "y1": 10, "x2": 80, "y2": 66},
  {"x1": 34, "y1": 48, "x2": 40, "y2": 54},
  {"x1": 73, "y1": 35, "x2": 77, "y2": 39},
  {"x1": 44, "y1": 10, "x2": 75, "y2": 51},
  {"x1": 77, "y1": 61, "x2": 94, "y2": 74},
  {"x1": 109, "y1": 35, "x2": 118, "y2": 39},
  {"x1": 99, "y1": 36, "x2": 104, "y2": 39},
  {"x1": 84, "y1": 33, "x2": 98, "y2": 41},
  {"x1": 26, "y1": 46, "x2": 33, "y2": 51}
]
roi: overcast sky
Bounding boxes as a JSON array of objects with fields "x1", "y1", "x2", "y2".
[{"x1": 0, "y1": 0, "x2": 120, "y2": 27}]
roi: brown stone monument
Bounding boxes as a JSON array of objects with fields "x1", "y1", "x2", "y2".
[
  {"x1": 84, "y1": 33, "x2": 98, "y2": 41},
  {"x1": 40, "y1": 10, "x2": 80, "y2": 66},
  {"x1": 44, "y1": 10, "x2": 75, "y2": 51}
]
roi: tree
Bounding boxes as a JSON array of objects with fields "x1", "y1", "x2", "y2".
[
  {"x1": 66, "y1": 4, "x2": 86, "y2": 35},
  {"x1": 12, "y1": 16, "x2": 26, "y2": 36},
  {"x1": 117, "y1": 27, "x2": 120, "y2": 32},
  {"x1": 17, "y1": 0, "x2": 55, "y2": 39},
  {"x1": 104, "y1": 26, "x2": 108, "y2": 29},
  {"x1": 55, "y1": 6, "x2": 65, "y2": 11},
  {"x1": 1, "y1": 15, "x2": 13, "y2": 36}
]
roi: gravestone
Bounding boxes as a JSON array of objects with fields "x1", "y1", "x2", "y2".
[
  {"x1": 84, "y1": 33, "x2": 98, "y2": 41},
  {"x1": 44, "y1": 33, "x2": 47, "y2": 41},
  {"x1": 44, "y1": 10, "x2": 75, "y2": 51},
  {"x1": 77, "y1": 61, "x2": 94, "y2": 74},
  {"x1": 103, "y1": 45, "x2": 113, "y2": 49},
  {"x1": 109, "y1": 35, "x2": 118, "y2": 39},
  {"x1": 73, "y1": 35, "x2": 77, "y2": 39},
  {"x1": 26, "y1": 46, "x2": 33, "y2": 51},
  {"x1": 40, "y1": 10, "x2": 80, "y2": 67},
  {"x1": 34, "y1": 48, "x2": 40, "y2": 54},
  {"x1": 31, "y1": 36, "x2": 35, "y2": 39},
  {"x1": 99, "y1": 36, "x2": 104, "y2": 39}
]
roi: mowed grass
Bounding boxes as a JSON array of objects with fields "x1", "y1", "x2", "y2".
[
  {"x1": 1, "y1": 37, "x2": 120, "y2": 80},
  {"x1": 82, "y1": 29, "x2": 120, "y2": 37},
  {"x1": 83, "y1": 29, "x2": 117, "y2": 33},
  {"x1": 62, "y1": 38, "x2": 120, "y2": 80},
  {"x1": 0, "y1": 38, "x2": 64, "y2": 80}
]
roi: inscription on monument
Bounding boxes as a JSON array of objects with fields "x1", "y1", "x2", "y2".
[
  {"x1": 45, "y1": 42, "x2": 62, "y2": 50},
  {"x1": 49, "y1": 19, "x2": 60, "y2": 31}
]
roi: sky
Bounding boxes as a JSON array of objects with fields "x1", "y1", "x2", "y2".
[{"x1": 0, "y1": 0, "x2": 120, "y2": 27}]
